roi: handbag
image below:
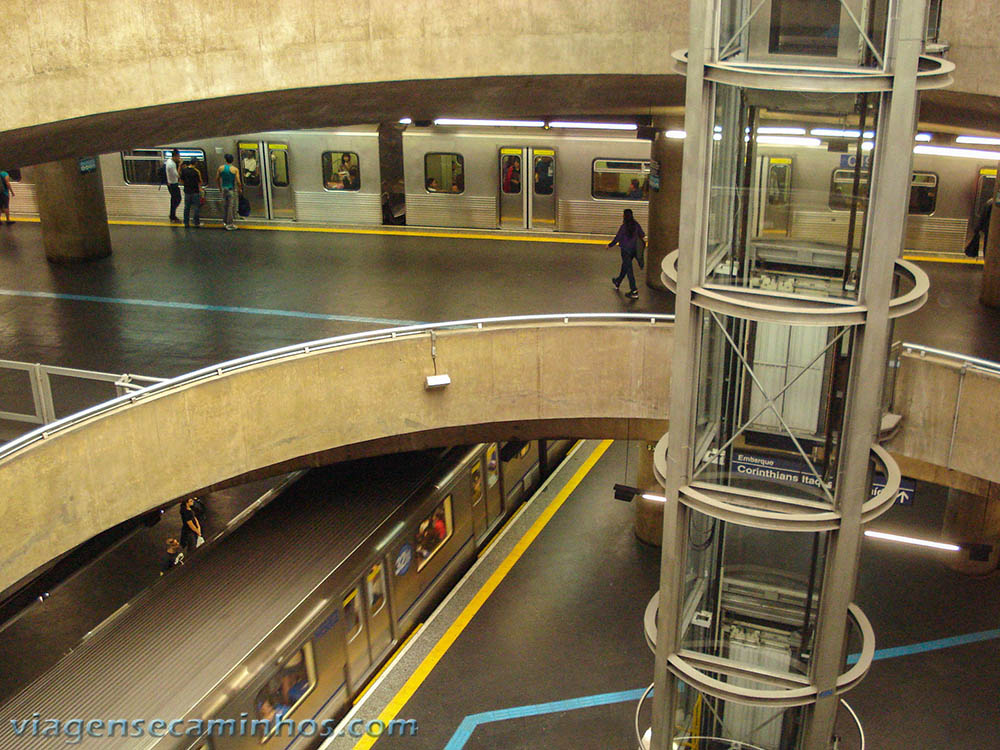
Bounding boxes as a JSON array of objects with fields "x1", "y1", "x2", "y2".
[
  {"x1": 635, "y1": 236, "x2": 646, "y2": 269},
  {"x1": 237, "y1": 195, "x2": 251, "y2": 218}
]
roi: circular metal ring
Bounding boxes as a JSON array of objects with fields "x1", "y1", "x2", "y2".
[
  {"x1": 672, "y1": 50, "x2": 955, "y2": 92},
  {"x1": 661, "y1": 251, "x2": 929, "y2": 325}
]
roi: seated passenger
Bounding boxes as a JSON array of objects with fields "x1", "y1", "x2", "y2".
[
  {"x1": 626, "y1": 179, "x2": 643, "y2": 200},
  {"x1": 426, "y1": 177, "x2": 440, "y2": 192},
  {"x1": 432, "y1": 510, "x2": 447, "y2": 541}
]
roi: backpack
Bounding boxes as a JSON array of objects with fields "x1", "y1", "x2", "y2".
[{"x1": 156, "y1": 163, "x2": 167, "y2": 186}]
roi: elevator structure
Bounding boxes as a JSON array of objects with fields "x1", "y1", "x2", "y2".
[{"x1": 641, "y1": 1, "x2": 953, "y2": 748}]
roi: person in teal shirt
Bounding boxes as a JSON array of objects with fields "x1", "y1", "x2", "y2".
[
  {"x1": 216, "y1": 154, "x2": 243, "y2": 230},
  {"x1": 0, "y1": 170, "x2": 14, "y2": 224}
]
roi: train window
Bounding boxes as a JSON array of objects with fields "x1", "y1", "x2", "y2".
[
  {"x1": 269, "y1": 146, "x2": 289, "y2": 188},
  {"x1": 425, "y1": 153, "x2": 464, "y2": 194},
  {"x1": 828, "y1": 169, "x2": 869, "y2": 211},
  {"x1": 501, "y1": 154, "x2": 521, "y2": 194},
  {"x1": 592, "y1": 159, "x2": 650, "y2": 200},
  {"x1": 486, "y1": 445, "x2": 500, "y2": 488},
  {"x1": 534, "y1": 155, "x2": 554, "y2": 195},
  {"x1": 828, "y1": 169, "x2": 937, "y2": 214},
  {"x1": 253, "y1": 644, "x2": 316, "y2": 740},
  {"x1": 121, "y1": 148, "x2": 207, "y2": 185},
  {"x1": 239, "y1": 145, "x2": 261, "y2": 187},
  {"x1": 367, "y1": 563, "x2": 387, "y2": 616},
  {"x1": 908, "y1": 172, "x2": 937, "y2": 215},
  {"x1": 415, "y1": 496, "x2": 453, "y2": 571},
  {"x1": 344, "y1": 589, "x2": 363, "y2": 641},
  {"x1": 323, "y1": 151, "x2": 360, "y2": 191},
  {"x1": 471, "y1": 461, "x2": 483, "y2": 503}
]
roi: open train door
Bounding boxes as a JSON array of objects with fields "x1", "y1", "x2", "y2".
[{"x1": 752, "y1": 155, "x2": 793, "y2": 237}]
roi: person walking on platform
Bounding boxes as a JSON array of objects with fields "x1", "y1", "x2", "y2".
[
  {"x1": 217, "y1": 154, "x2": 242, "y2": 230},
  {"x1": 0, "y1": 169, "x2": 14, "y2": 224},
  {"x1": 610, "y1": 208, "x2": 645, "y2": 299},
  {"x1": 179, "y1": 496, "x2": 204, "y2": 552},
  {"x1": 165, "y1": 149, "x2": 182, "y2": 224},
  {"x1": 180, "y1": 160, "x2": 203, "y2": 228}
]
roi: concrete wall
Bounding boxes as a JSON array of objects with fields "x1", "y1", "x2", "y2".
[
  {"x1": 886, "y1": 349, "x2": 1000, "y2": 494},
  {"x1": 2, "y1": 1, "x2": 997, "y2": 166},
  {"x1": 0, "y1": 321, "x2": 673, "y2": 596}
]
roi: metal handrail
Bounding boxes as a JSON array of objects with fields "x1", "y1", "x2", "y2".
[
  {"x1": 897, "y1": 342, "x2": 1000, "y2": 375},
  {"x1": 0, "y1": 313, "x2": 675, "y2": 463}
]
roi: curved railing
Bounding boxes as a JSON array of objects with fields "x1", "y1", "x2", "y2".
[{"x1": 0, "y1": 313, "x2": 676, "y2": 465}]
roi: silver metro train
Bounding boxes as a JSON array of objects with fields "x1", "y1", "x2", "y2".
[
  {"x1": 0, "y1": 439, "x2": 572, "y2": 750},
  {"x1": 5, "y1": 122, "x2": 996, "y2": 251}
]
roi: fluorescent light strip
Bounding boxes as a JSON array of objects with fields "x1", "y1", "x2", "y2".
[
  {"x1": 914, "y1": 144, "x2": 1000, "y2": 160},
  {"x1": 548, "y1": 121, "x2": 637, "y2": 131},
  {"x1": 914, "y1": 133, "x2": 932, "y2": 142},
  {"x1": 398, "y1": 117, "x2": 412, "y2": 124},
  {"x1": 666, "y1": 130, "x2": 687, "y2": 139},
  {"x1": 641, "y1": 493, "x2": 666, "y2": 503},
  {"x1": 956, "y1": 135, "x2": 1000, "y2": 146},
  {"x1": 758, "y1": 126, "x2": 806, "y2": 135},
  {"x1": 864, "y1": 530, "x2": 960, "y2": 551},
  {"x1": 434, "y1": 118, "x2": 545, "y2": 128},
  {"x1": 757, "y1": 136, "x2": 822, "y2": 147},
  {"x1": 810, "y1": 128, "x2": 874, "y2": 139}
]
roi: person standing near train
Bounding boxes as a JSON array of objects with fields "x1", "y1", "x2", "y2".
[
  {"x1": 179, "y1": 496, "x2": 204, "y2": 552},
  {"x1": 165, "y1": 149, "x2": 182, "y2": 224},
  {"x1": 0, "y1": 169, "x2": 14, "y2": 224},
  {"x1": 179, "y1": 160, "x2": 203, "y2": 228},
  {"x1": 609, "y1": 208, "x2": 645, "y2": 299},
  {"x1": 217, "y1": 154, "x2": 243, "y2": 230}
]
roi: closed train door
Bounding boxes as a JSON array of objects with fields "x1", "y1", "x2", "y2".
[
  {"x1": 236, "y1": 140, "x2": 296, "y2": 221},
  {"x1": 498, "y1": 147, "x2": 556, "y2": 230},
  {"x1": 341, "y1": 562, "x2": 394, "y2": 692},
  {"x1": 753, "y1": 155, "x2": 793, "y2": 237}
]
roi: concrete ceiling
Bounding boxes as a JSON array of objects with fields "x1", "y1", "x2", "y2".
[{"x1": 2, "y1": 74, "x2": 997, "y2": 170}]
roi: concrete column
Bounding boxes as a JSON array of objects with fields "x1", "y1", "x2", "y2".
[
  {"x1": 979, "y1": 176, "x2": 1000, "y2": 307},
  {"x1": 34, "y1": 157, "x2": 111, "y2": 263},
  {"x1": 942, "y1": 486, "x2": 1000, "y2": 575},
  {"x1": 645, "y1": 118, "x2": 684, "y2": 292},
  {"x1": 634, "y1": 440, "x2": 663, "y2": 545}
]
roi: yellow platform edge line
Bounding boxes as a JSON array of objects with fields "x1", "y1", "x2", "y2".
[
  {"x1": 352, "y1": 624, "x2": 425, "y2": 707},
  {"x1": 351, "y1": 438, "x2": 614, "y2": 750},
  {"x1": 9, "y1": 214, "x2": 988, "y2": 260}
]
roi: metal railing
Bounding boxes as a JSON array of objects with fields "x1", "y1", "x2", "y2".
[
  {"x1": 0, "y1": 313, "x2": 675, "y2": 462},
  {"x1": 0, "y1": 359, "x2": 164, "y2": 426}
]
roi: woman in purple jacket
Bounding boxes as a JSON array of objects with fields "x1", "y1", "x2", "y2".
[{"x1": 610, "y1": 209, "x2": 645, "y2": 299}]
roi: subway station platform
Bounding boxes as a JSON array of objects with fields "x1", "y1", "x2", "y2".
[
  {"x1": 0, "y1": 221, "x2": 999, "y2": 748},
  {"x1": 332, "y1": 440, "x2": 999, "y2": 750}
]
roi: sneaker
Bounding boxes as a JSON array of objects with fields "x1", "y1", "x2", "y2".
[
  {"x1": 626, "y1": 290, "x2": 639, "y2": 299},
  {"x1": 169, "y1": 216, "x2": 182, "y2": 223},
  {"x1": 612, "y1": 277, "x2": 621, "y2": 290}
]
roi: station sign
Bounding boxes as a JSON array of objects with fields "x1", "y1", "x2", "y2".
[
  {"x1": 78, "y1": 156, "x2": 97, "y2": 174},
  {"x1": 730, "y1": 450, "x2": 914, "y2": 506},
  {"x1": 839, "y1": 153, "x2": 872, "y2": 170}
]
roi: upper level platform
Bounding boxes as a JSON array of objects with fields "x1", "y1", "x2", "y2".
[
  {"x1": 1, "y1": 220, "x2": 999, "y2": 596},
  {"x1": 2, "y1": 0, "x2": 999, "y2": 167}
]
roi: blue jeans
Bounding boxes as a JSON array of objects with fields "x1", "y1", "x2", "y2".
[
  {"x1": 183, "y1": 192, "x2": 201, "y2": 227},
  {"x1": 221, "y1": 188, "x2": 237, "y2": 226},
  {"x1": 614, "y1": 251, "x2": 636, "y2": 292}
]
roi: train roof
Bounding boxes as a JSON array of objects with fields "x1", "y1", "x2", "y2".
[{"x1": 0, "y1": 449, "x2": 452, "y2": 748}]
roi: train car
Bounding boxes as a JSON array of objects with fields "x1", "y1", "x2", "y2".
[
  {"x1": 0, "y1": 439, "x2": 572, "y2": 750},
  {"x1": 401, "y1": 124, "x2": 651, "y2": 233},
  {"x1": 7, "y1": 122, "x2": 998, "y2": 252}
]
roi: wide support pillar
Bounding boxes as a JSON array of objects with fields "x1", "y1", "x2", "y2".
[
  {"x1": 34, "y1": 157, "x2": 111, "y2": 263},
  {"x1": 645, "y1": 118, "x2": 684, "y2": 292}
]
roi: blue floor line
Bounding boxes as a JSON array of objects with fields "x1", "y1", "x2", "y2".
[
  {"x1": 847, "y1": 626, "x2": 1000, "y2": 665},
  {"x1": 443, "y1": 629, "x2": 1000, "y2": 749},
  {"x1": 0, "y1": 288, "x2": 424, "y2": 327},
  {"x1": 442, "y1": 688, "x2": 647, "y2": 750}
]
